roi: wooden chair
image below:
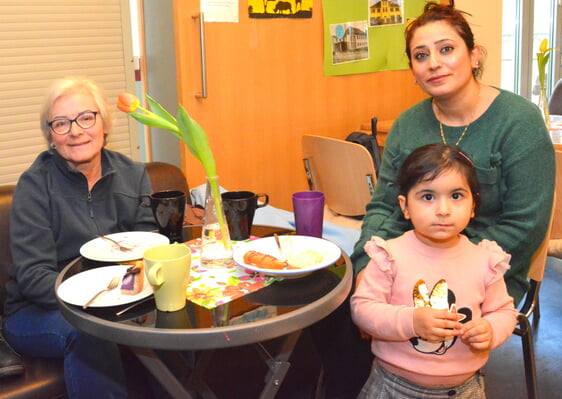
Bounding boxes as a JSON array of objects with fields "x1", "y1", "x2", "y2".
[
  {"x1": 548, "y1": 150, "x2": 562, "y2": 239},
  {"x1": 302, "y1": 135, "x2": 376, "y2": 217},
  {"x1": 513, "y1": 192, "x2": 556, "y2": 399}
]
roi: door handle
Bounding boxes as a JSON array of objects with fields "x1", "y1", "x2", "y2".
[{"x1": 192, "y1": 13, "x2": 207, "y2": 99}]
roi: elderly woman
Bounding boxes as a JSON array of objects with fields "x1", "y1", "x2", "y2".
[{"x1": 2, "y1": 77, "x2": 156, "y2": 398}]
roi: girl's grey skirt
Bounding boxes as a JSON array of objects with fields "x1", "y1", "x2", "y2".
[{"x1": 358, "y1": 362, "x2": 485, "y2": 399}]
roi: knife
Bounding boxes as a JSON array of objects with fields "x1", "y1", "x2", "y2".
[{"x1": 115, "y1": 295, "x2": 154, "y2": 316}]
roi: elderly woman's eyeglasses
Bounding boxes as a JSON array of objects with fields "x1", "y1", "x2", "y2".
[{"x1": 48, "y1": 111, "x2": 98, "y2": 135}]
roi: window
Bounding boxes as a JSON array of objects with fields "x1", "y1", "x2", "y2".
[
  {"x1": 502, "y1": 0, "x2": 561, "y2": 102},
  {"x1": 0, "y1": 0, "x2": 137, "y2": 185}
]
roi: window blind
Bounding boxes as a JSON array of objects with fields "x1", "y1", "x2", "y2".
[{"x1": 0, "y1": 0, "x2": 138, "y2": 185}]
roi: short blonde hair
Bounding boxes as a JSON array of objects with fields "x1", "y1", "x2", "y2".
[{"x1": 40, "y1": 77, "x2": 113, "y2": 145}]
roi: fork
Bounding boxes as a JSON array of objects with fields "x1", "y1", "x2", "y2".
[
  {"x1": 96, "y1": 235, "x2": 134, "y2": 252},
  {"x1": 83, "y1": 276, "x2": 121, "y2": 309}
]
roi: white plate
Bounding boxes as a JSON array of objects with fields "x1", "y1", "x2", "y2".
[
  {"x1": 233, "y1": 235, "x2": 341, "y2": 278},
  {"x1": 80, "y1": 231, "x2": 169, "y2": 262},
  {"x1": 57, "y1": 265, "x2": 153, "y2": 307}
]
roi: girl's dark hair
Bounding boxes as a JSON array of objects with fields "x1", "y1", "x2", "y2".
[
  {"x1": 405, "y1": 1, "x2": 484, "y2": 79},
  {"x1": 397, "y1": 143, "x2": 480, "y2": 212}
]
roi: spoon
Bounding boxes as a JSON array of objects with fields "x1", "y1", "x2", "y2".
[{"x1": 274, "y1": 234, "x2": 289, "y2": 269}]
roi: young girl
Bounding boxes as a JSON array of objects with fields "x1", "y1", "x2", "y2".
[{"x1": 351, "y1": 144, "x2": 518, "y2": 398}]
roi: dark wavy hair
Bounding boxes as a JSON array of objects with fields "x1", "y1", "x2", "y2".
[
  {"x1": 405, "y1": 1, "x2": 484, "y2": 79},
  {"x1": 397, "y1": 143, "x2": 480, "y2": 212}
]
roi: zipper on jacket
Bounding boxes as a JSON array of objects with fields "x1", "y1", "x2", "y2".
[{"x1": 87, "y1": 191, "x2": 94, "y2": 218}]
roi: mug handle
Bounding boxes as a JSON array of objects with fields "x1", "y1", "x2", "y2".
[
  {"x1": 147, "y1": 263, "x2": 165, "y2": 286},
  {"x1": 139, "y1": 194, "x2": 151, "y2": 207},
  {"x1": 256, "y1": 193, "x2": 269, "y2": 208}
]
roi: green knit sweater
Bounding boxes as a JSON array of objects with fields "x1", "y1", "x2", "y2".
[{"x1": 351, "y1": 89, "x2": 555, "y2": 306}]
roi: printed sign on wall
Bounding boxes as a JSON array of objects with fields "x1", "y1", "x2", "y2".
[{"x1": 248, "y1": 0, "x2": 313, "y2": 18}]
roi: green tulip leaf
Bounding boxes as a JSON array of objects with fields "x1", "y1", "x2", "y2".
[
  {"x1": 177, "y1": 106, "x2": 217, "y2": 177},
  {"x1": 146, "y1": 95, "x2": 177, "y2": 125},
  {"x1": 129, "y1": 112, "x2": 181, "y2": 138}
]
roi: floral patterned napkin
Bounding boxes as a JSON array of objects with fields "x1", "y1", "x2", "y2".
[{"x1": 183, "y1": 237, "x2": 277, "y2": 309}]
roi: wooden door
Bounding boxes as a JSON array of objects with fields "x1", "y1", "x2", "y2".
[{"x1": 173, "y1": 0, "x2": 426, "y2": 210}]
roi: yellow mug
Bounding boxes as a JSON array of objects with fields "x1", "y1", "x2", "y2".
[{"x1": 143, "y1": 243, "x2": 191, "y2": 312}]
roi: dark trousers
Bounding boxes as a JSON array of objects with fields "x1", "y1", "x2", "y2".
[{"x1": 308, "y1": 292, "x2": 374, "y2": 399}]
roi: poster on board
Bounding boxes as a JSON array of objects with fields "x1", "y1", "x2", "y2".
[
  {"x1": 369, "y1": 0, "x2": 404, "y2": 27},
  {"x1": 323, "y1": 0, "x2": 428, "y2": 76},
  {"x1": 330, "y1": 21, "x2": 370, "y2": 65}
]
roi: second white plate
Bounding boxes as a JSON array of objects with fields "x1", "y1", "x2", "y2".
[
  {"x1": 233, "y1": 235, "x2": 341, "y2": 278},
  {"x1": 80, "y1": 231, "x2": 169, "y2": 262}
]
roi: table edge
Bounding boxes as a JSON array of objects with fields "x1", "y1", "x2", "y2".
[{"x1": 56, "y1": 248, "x2": 352, "y2": 350}]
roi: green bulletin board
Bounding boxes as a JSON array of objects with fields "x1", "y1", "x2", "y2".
[{"x1": 322, "y1": 0, "x2": 428, "y2": 76}]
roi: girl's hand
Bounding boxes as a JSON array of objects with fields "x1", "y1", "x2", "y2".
[
  {"x1": 358, "y1": 327, "x2": 372, "y2": 340},
  {"x1": 413, "y1": 307, "x2": 461, "y2": 342},
  {"x1": 459, "y1": 319, "x2": 493, "y2": 352}
]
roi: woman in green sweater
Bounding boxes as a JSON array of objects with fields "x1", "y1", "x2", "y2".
[{"x1": 351, "y1": 2, "x2": 555, "y2": 307}]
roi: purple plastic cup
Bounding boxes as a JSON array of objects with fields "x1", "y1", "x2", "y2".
[{"x1": 292, "y1": 191, "x2": 325, "y2": 238}]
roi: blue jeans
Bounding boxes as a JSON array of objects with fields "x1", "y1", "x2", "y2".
[{"x1": 3, "y1": 305, "x2": 127, "y2": 399}]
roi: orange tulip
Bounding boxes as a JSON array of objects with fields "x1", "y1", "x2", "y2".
[
  {"x1": 117, "y1": 91, "x2": 231, "y2": 252},
  {"x1": 116, "y1": 92, "x2": 140, "y2": 113}
]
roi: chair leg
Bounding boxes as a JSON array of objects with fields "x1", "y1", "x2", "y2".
[
  {"x1": 532, "y1": 296, "x2": 541, "y2": 329},
  {"x1": 518, "y1": 315, "x2": 539, "y2": 399}
]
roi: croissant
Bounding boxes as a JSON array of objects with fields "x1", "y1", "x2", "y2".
[{"x1": 243, "y1": 250, "x2": 287, "y2": 270}]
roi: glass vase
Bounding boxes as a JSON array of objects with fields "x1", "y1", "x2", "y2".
[
  {"x1": 200, "y1": 176, "x2": 233, "y2": 268},
  {"x1": 539, "y1": 86, "x2": 551, "y2": 129}
]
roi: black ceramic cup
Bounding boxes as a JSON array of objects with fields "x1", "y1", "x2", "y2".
[
  {"x1": 149, "y1": 190, "x2": 186, "y2": 243},
  {"x1": 221, "y1": 191, "x2": 269, "y2": 240}
]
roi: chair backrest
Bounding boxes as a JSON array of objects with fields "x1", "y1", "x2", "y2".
[
  {"x1": 0, "y1": 185, "x2": 15, "y2": 317},
  {"x1": 528, "y1": 194, "x2": 555, "y2": 282},
  {"x1": 145, "y1": 161, "x2": 192, "y2": 205},
  {"x1": 302, "y1": 135, "x2": 377, "y2": 217},
  {"x1": 550, "y1": 150, "x2": 562, "y2": 239}
]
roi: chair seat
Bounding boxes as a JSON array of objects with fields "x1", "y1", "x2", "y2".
[{"x1": 0, "y1": 357, "x2": 65, "y2": 399}]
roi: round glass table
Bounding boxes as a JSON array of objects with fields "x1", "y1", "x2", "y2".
[{"x1": 55, "y1": 225, "x2": 352, "y2": 399}]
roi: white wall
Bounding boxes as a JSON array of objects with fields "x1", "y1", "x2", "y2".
[{"x1": 456, "y1": 0, "x2": 502, "y2": 87}]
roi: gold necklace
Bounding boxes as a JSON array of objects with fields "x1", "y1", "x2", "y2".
[
  {"x1": 435, "y1": 85, "x2": 480, "y2": 146},
  {"x1": 439, "y1": 121, "x2": 471, "y2": 146}
]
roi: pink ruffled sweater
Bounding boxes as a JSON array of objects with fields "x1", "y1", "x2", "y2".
[{"x1": 351, "y1": 231, "x2": 518, "y2": 387}]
